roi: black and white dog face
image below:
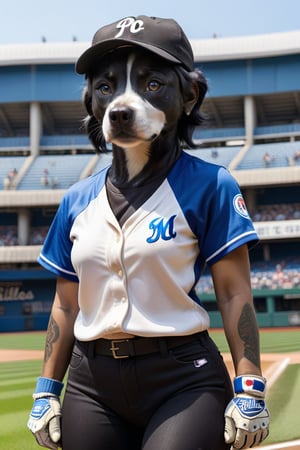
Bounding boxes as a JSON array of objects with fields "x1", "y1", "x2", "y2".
[
  {"x1": 84, "y1": 46, "x2": 207, "y2": 183},
  {"x1": 91, "y1": 48, "x2": 188, "y2": 144},
  {"x1": 98, "y1": 51, "x2": 169, "y2": 147}
]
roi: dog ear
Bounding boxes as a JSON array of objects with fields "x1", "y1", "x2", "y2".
[
  {"x1": 82, "y1": 85, "x2": 93, "y2": 116},
  {"x1": 175, "y1": 67, "x2": 208, "y2": 148},
  {"x1": 82, "y1": 81, "x2": 107, "y2": 153},
  {"x1": 182, "y1": 77, "x2": 199, "y2": 116}
]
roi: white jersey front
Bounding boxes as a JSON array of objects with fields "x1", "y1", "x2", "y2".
[{"x1": 38, "y1": 151, "x2": 258, "y2": 340}]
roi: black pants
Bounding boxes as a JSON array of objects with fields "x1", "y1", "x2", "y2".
[{"x1": 62, "y1": 332, "x2": 233, "y2": 450}]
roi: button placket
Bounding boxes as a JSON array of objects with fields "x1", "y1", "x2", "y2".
[{"x1": 106, "y1": 229, "x2": 128, "y2": 331}]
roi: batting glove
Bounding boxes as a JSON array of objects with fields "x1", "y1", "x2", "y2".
[
  {"x1": 224, "y1": 375, "x2": 270, "y2": 449},
  {"x1": 27, "y1": 377, "x2": 64, "y2": 450}
]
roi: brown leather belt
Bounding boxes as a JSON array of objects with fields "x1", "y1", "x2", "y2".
[{"x1": 78, "y1": 331, "x2": 207, "y2": 359}]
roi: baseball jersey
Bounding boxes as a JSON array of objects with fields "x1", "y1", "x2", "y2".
[{"x1": 38, "y1": 151, "x2": 258, "y2": 340}]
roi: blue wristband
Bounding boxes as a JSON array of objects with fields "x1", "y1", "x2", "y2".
[
  {"x1": 35, "y1": 377, "x2": 64, "y2": 397},
  {"x1": 234, "y1": 375, "x2": 266, "y2": 397}
]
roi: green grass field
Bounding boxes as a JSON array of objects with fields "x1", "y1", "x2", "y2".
[
  {"x1": 0, "y1": 360, "x2": 42, "y2": 450},
  {"x1": 0, "y1": 329, "x2": 299, "y2": 449},
  {"x1": 211, "y1": 328, "x2": 300, "y2": 353}
]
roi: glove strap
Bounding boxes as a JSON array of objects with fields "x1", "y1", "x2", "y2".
[
  {"x1": 35, "y1": 376, "x2": 64, "y2": 397},
  {"x1": 234, "y1": 375, "x2": 266, "y2": 398}
]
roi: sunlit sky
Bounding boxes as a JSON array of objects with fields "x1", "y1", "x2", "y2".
[{"x1": 2, "y1": 0, "x2": 300, "y2": 44}]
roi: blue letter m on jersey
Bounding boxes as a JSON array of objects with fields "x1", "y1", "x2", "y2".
[{"x1": 146, "y1": 215, "x2": 177, "y2": 243}]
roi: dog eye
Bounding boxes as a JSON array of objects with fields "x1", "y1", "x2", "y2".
[
  {"x1": 147, "y1": 80, "x2": 161, "y2": 92},
  {"x1": 97, "y1": 83, "x2": 112, "y2": 95}
]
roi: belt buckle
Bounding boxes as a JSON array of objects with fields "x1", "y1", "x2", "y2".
[{"x1": 110, "y1": 339, "x2": 130, "y2": 359}]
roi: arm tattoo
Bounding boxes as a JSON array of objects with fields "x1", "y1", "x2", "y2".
[
  {"x1": 44, "y1": 314, "x2": 59, "y2": 363},
  {"x1": 238, "y1": 303, "x2": 260, "y2": 368}
]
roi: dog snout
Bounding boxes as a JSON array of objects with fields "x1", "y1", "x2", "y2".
[{"x1": 109, "y1": 106, "x2": 134, "y2": 127}]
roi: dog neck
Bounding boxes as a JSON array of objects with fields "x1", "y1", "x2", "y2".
[
  {"x1": 109, "y1": 133, "x2": 182, "y2": 188},
  {"x1": 90, "y1": 49, "x2": 189, "y2": 187},
  {"x1": 111, "y1": 141, "x2": 150, "y2": 184}
]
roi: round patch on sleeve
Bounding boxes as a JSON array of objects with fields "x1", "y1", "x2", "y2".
[{"x1": 233, "y1": 194, "x2": 250, "y2": 219}]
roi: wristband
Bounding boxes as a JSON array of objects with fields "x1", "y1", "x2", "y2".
[
  {"x1": 234, "y1": 375, "x2": 266, "y2": 398},
  {"x1": 34, "y1": 377, "x2": 64, "y2": 397}
]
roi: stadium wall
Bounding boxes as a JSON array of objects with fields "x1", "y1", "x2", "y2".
[
  {"x1": 1, "y1": 280, "x2": 299, "y2": 331},
  {"x1": 1, "y1": 32, "x2": 300, "y2": 332}
]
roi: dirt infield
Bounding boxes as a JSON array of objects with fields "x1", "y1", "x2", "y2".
[
  {"x1": 1, "y1": 348, "x2": 300, "y2": 450},
  {"x1": 0, "y1": 349, "x2": 44, "y2": 362},
  {"x1": 222, "y1": 351, "x2": 300, "y2": 382}
]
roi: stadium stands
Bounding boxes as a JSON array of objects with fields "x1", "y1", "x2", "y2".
[
  {"x1": 1, "y1": 30, "x2": 300, "y2": 330},
  {"x1": 185, "y1": 146, "x2": 242, "y2": 167},
  {"x1": 17, "y1": 153, "x2": 92, "y2": 190},
  {"x1": 1, "y1": 156, "x2": 27, "y2": 189},
  {"x1": 236, "y1": 141, "x2": 300, "y2": 170}
]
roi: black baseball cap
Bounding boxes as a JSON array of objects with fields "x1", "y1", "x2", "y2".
[{"x1": 76, "y1": 15, "x2": 194, "y2": 74}]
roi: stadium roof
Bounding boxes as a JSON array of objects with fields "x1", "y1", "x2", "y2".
[
  {"x1": 0, "y1": 30, "x2": 300, "y2": 140},
  {"x1": 0, "y1": 30, "x2": 300, "y2": 66},
  {"x1": 192, "y1": 30, "x2": 300, "y2": 61}
]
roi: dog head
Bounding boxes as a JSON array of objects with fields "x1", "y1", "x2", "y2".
[{"x1": 77, "y1": 16, "x2": 208, "y2": 181}]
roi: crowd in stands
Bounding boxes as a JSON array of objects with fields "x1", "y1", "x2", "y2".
[
  {"x1": 29, "y1": 226, "x2": 49, "y2": 245},
  {"x1": 2, "y1": 167, "x2": 60, "y2": 190},
  {"x1": 252, "y1": 203, "x2": 300, "y2": 221},
  {"x1": 3, "y1": 168, "x2": 18, "y2": 190},
  {"x1": 262, "y1": 149, "x2": 300, "y2": 168},
  {"x1": 40, "y1": 168, "x2": 59, "y2": 189},
  {"x1": 0, "y1": 226, "x2": 18, "y2": 246},
  {"x1": 197, "y1": 259, "x2": 300, "y2": 293},
  {"x1": 262, "y1": 152, "x2": 273, "y2": 167},
  {"x1": 250, "y1": 261, "x2": 300, "y2": 290},
  {"x1": 287, "y1": 150, "x2": 300, "y2": 166},
  {"x1": 0, "y1": 226, "x2": 49, "y2": 246},
  {"x1": 1, "y1": 224, "x2": 299, "y2": 292},
  {"x1": 1, "y1": 202, "x2": 299, "y2": 246}
]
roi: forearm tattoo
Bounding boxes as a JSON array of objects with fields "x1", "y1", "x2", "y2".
[
  {"x1": 238, "y1": 303, "x2": 260, "y2": 368},
  {"x1": 44, "y1": 314, "x2": 59, "y2": 363}
]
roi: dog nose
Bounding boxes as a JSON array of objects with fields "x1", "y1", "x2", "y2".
[{"x1": 109, "y1": 107, "x2": 134, "y2": 126}]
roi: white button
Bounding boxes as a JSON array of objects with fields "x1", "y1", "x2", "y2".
[{"x1": 118, "y1": 270, "x2": 123, "y2": 277}]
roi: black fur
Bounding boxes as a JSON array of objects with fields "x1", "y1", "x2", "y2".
[{"x1": 82, "y1": 64, "x2": 208, "y2": 153}]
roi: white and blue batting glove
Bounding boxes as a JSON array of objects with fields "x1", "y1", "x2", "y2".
[
  {"x1": 27, "y1": 377, "x2": 64, "y2": 450},
  {"x1": 224, "y1": 375, "x2": 270, "y2": 449}
]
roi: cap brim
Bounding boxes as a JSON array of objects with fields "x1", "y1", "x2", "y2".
[{"x1": 76, "y1": 38, "x2": 181, "y2": 74}]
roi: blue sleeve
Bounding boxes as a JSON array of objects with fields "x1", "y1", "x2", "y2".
[
  {"x1": 202, "y1": 167, "x2": 258, "y2": 265},
  {"x1": 168, "y1": 154, "x2": 258, "y2": 267},
  {"x1": 38, "y1": 193, "x2": 78, "y2": 282},
  {"x1": 37, "y1": 167, "x2": 108, "y2": 281}
]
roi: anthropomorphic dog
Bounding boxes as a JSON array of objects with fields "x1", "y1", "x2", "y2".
[
  {"x1": 82, "y1": 40, "x2": 207, "y2": 222},
  {"x1": 28, "y1": 15, "x2": 269, "y2": 450}
]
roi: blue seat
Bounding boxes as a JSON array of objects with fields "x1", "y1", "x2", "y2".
[{"x1": 17, "y1": 154, "x2": 92, "y2": 190}]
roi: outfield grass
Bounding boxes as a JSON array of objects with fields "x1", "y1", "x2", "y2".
[
  {"x1": 0, "y1": 360, "x2": 42, "y2": 450},
  {"x1": 0, "y1": 332, "x2": 45, "y2": 350},
  {"x1": 266, "y1": 364, "x2": 300, "y2": 443},
  {"x1": 213, "y1": 328, "x2": 300, "y2": 445},
  {"x1": 1, "y1": 328, "x2": 299, "y2": 352},
  {"x1": 211, "y1": 328, "x2": 300, "y2": 354},
  {"x1": 0, "y1": 329, "x2": 299, "y2": 448}
]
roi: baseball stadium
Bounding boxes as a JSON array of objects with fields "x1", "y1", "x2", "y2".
[{"x1": 0, "y1": 28, "x2": 300, "y2": 449}]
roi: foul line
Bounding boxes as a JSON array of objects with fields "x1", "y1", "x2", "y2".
[
  {"x1": 261, "y1": 440, "x2": 300, "y2": 449},
  {"x1": 265, "y1": 357, "x2": 290, "y2": 388},
  {"x1": 261, "y1": 357, "x2": 298, "y2": 450}
]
